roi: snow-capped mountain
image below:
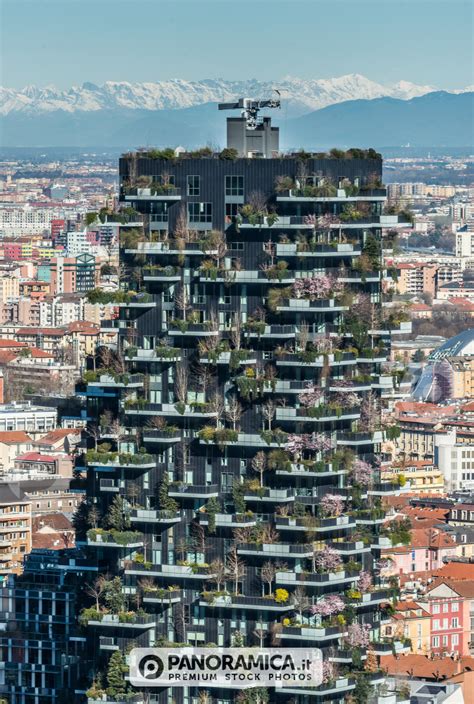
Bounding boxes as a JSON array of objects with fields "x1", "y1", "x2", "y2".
[{"x1": 0, "y1": 74, "x2": 462, "y2": 117}]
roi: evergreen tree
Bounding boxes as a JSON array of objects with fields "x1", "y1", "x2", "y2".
[
  {"x1": 106, "y1": 651, "x2": 126, "y2": 695},
  {"x1": 157, "y1": 474, "x2": 178, "y2": 512},
  {"x1": 105, "y1": 496, "x2": 130, "y2": 531}
]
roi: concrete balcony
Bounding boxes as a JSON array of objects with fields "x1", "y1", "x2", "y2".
[
  {"x1": 328, "y1": 540, "x2": 371, "y2": 557},
  {"x1": 200, "y1": 594, "x2": 293, "y2": 611},
  {"x1": 276, "y1": 187, "x2": 386, "y2": 202},
  {"x1": 142, "y1": 589, "x2": 183, "y2": 605},
  {"x1": 167, "y1": 323, "x2": 220, "y2": 337},
  {"x1": 85, "y1": 613, "x2": 156, "y2": 630},
  {"x1": 278, "y1": 677, "x2": 356, "y2": 698},
  {"x1": 127, "y1": 348, "x2": 181, "y2": 363},
  {"x1": 87, "y1": 373, "x2": 144, "y2": 389},
  {"x1": 276, "y1": 406, "x2": 360, "y2": 423},
  {"x1": 129, "y1": 509, "x2": 183, "y2": 524},
  {"x1": 142, "y1": 429, "x2": 181, "y2": 444},
  {"x1": 274, "y1": 515, "x2": 355, "y2": 533},
  {"x1": 276, "y1": 569, "x2": 360, "y2": 587},
  {"x1": 277, "y1": 298, "x2": 348, "y2": 313},
  {"x1": 125, "y1": 563, "x2": 214, "y2": 580},
  {"x1": 86, "y1": 531, "x2": 144, "y2": 548},
  {"x1": 123, "y1": 186, "x2": 182, "y2": 201},
  {"x1": 336, "y1": 430, "x2": 384, "y2": 446},
  {"x1": 168, "y1": 484, "x2": 219, "y2": 499},
  {"x1": 197, "y1": 269, "x2": 296, "y2": 285},
  {"x1": 124, "y1": 402, "x2": 217, "y2": 419},
  {"x1": 197, "y1": 512, "x2": 258, "y2": 528},
  {"x1": 278, "y1": 624, "x2": 345, "y2": 643},
  {"x1": 275, "y1": 242, "x2": 361, "y2": 258},
  {"x1": 276, "y1": 352, "x2": 356, "y2": 368},
  {"x1": 237, "y1": 542, "x2": 313, "y2": 558},
  {"x1": 369, "y1": 321, "x2": 412, "y2": 336},
  {"x1": 243, "y1": 487, "x2": 295, "y2": 503}
]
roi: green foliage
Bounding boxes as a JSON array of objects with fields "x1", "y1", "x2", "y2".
[
  {"x1": 106, "y1": 650, "x2": 127, "y2": 696},
  {"x1": 86, "y1": 529, "x2": 142, "y2": 545},
  {"x1": 267, "y1": 449, "x2": 291, "y2": 472},
  {"x1": 144, "y1": 148, "x2": 176, "y2": 160},
  {"x1": 232, "y1": 481, "x2": 246, "y2": 514},
  {"x1": 219, "y1": 148, "x2": 239, "y2": 160},
  {"x1": 157, "y1": 474, "x2": 179, "y2": 513},
  {"x1": 103, "y1": 576, "x2": 126, "y2": 614},
  {"x1": 85, "y1": 212, "x2": 98, "y2": 226},
  {"x1": 204, "y1": 496, "x2": 222, "y2": 534},
  {"x1": 105, "y1": 496, "x2": 130, "y2": 532}
]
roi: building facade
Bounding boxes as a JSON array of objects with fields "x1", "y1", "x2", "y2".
[{"x1": 77, "y1": 116, "x2": 411, "y2": 702}]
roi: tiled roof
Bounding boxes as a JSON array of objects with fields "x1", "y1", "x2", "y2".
[
  {"x1": 434, "y1": 563, "x2": 474, "y2": 581},
  {"x1": 0, "y1": 431, "x2": 32, "y2": 444},
  {"x1": 380, "y1": 654, "x2": 474, "y2": 679}
]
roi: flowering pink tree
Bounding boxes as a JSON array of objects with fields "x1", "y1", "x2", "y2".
[
  {"x1": 298, "y1": 383, "x2": 323, "y2": 408},
  {"x1": 320, "y1": 494, "x2": 345, "y2": 518},
  {"x1": 321, "y1": 660, "x2": 336, "y2": 685},
  {"x1": 351, "y1": 458, "x2": 373, "y2": 487},
  {"x1": 311, "y1": 595, "x2": 345, "y2": 617},
  {"x1": 313, "y1": 547, "x2": 342, "y2": 573},
  {"x1": 285, "y1": 433, "x2": 333, "y2": 460},
  {"x1": 345, "y1": 622, "x2": 371, "y2": 648},
  {"x1": 358, "y1": 571, "x2": 373, "y2": 592},
  {"x1": 292, "y1": 275, "x2": 344, "y2": 301},
  {"x1": 329, "y1": 379, "x2": 362, "y2": 408}
]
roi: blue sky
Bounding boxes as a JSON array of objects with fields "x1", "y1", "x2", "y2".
[{"x1": 1, "y1": 0, "x2": 473, "y2": 89}]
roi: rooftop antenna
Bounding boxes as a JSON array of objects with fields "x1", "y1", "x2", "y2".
[{"x1": 218, "y1": 92, "x2": 281, "y2": 130}]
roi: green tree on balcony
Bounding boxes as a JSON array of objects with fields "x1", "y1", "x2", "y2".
[
  {"x1": 106, "y1": 651, "x2": 127, "y2": 697},
  {"x1": 105, "y1": 496, "x2": 130, "y2": 532}
]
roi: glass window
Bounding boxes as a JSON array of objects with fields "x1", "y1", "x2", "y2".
[
  {"x1": 225, "y1": 203, "x2": 239, "y2": 221},
  {"x1": 225, "y1": 176, "x2": 244, "y2": 196},
  {"x1": 187, "y1": 176, "x2": 200, "y2": 197},
  {"x1": 188, "y1": 202, "x2": 212, "y2": 223}
]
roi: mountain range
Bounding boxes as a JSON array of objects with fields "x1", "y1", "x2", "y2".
[{"x1": 0, "y1": 74, "x2": 472, "y2": 148}]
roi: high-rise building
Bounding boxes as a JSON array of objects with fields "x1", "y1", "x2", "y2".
[{"x1": 78, "y1": 106, "x2": 411, "y2": 703}]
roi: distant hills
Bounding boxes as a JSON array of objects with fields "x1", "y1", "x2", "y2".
[
  {"x1": 0, "y1": 77, "x2": 471, "y2": 149},
  {"x1": 284, "y1": 91, "x2": 474, "y2": 149}
]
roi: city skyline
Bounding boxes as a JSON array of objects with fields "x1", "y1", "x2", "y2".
[{"x1": 1, "y1": 0, "x2": 473, "y2": 90}]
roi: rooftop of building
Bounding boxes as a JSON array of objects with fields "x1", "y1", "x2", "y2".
[
  {"x1": 0, "y1": 401, "x2": 56, "y2": 414},
  {"x1": 428, "y1": 328, "x2": 474, "y2": 361},
  {"x1": 0, "y1": 431, "x2": 32, "y2": 445},
  {"x1": 380, "y1": 654, "x2": 474, "y2": 681}
]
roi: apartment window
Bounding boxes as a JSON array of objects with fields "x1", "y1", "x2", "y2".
[
  {"x1": 188, "y1": 202, "x2": 212, "y2": 223},
  {"x1": 452, "y1": 617, "x2": 459, "y2": 628},
  {"x1": 225, "y1": 176, "x2": 244, "y2": 197},
  {"x1": 225, "y1": 203, "x2": 239, "y2": 220},
  {"x1": 187, "y1": 176, "x2": 200, "y2": 197},
  {"x1": 443, "y1": 603, "x2": 449, "y2": 613},
  {"x1": 432, "y1": 604, "x2": 440, "y2": 614},
  {"x1": 452, "y1": 602, "x2": 459, "y2": 611},
  {"x1": 229, "y1": 242, "x2": 244, "y2": 250},
  {"x1": 452, "y1": 634, "x2": 459, "y2": 646},
  {"x1": 433, "y1": 619, "x2": 440, "y2": 630},
  {"x1": 432, "y1": 636, "x2": 439, "y2": 647}
]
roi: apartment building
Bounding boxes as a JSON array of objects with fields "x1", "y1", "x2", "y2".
[
  {"x1": 0, "y1": 484, "x2": 32, "y2": 575},
  {"x1": 76, "y1": 105, "x2": 411, "y2": 702},
  {"x1": 50, "y1": 253, "x2": 100, "y2": 294}
]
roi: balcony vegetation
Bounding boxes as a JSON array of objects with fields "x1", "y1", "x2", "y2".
[
  {"x1": 86, "y1": 289, "x2": 152, "y2": 305},
  {"x1": 86, "y1": 529, "x2": 143, "y2": 546},
  {"x1": 86, "y1": 449, "x2": 154, "y2": 466}
]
